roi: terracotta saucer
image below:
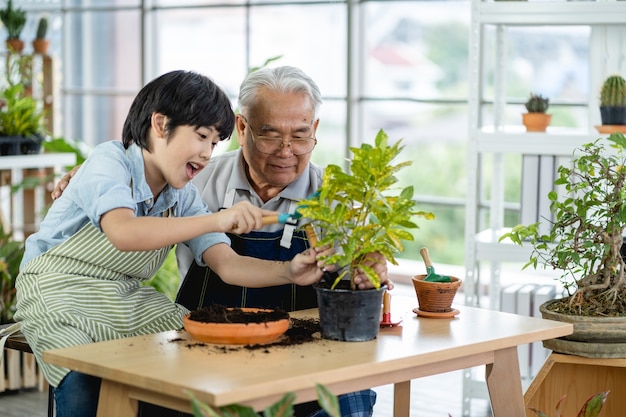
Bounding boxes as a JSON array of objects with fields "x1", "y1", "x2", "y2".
[
  {"x1": 412, "y1": 307, "x2": 460, "y2": 319},
  {"x1": 595, "y1": 125, "x2": 626, "y2": 134}
]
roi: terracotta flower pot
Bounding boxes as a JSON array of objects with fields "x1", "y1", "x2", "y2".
[
  {"x1": 412, "y1": 274, "x2": 462, "y2": 313},
  {"x1": 522, "y1": 112, "x2": 552, "y2": 132},
  {"x1": 32, "y1": 39, "x2": 49, "y2": 55},
  {"x1": 5, "y1": 39, "x2": 24, "y2": 54},
  {"x1": 183, "y1": 307, "x2": 289, "y2": 345}
]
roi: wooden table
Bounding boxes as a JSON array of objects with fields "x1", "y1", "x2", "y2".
[{"x1": 42, "y1": 301, "x2": 572, "y2": 417}]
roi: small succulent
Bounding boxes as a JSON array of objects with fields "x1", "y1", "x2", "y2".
[
  {"x1": 524, "y1": 93, "x2": 550, "y2": 113},
  {"x1": 600, "y1": 74, "x2": 626, "y2": 107},
  {"x1": 35, "y1": 16, "x2": 48, "y2": 40}
]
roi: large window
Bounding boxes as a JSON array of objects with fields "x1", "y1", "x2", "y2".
[{"x1": 9, "y1": 0, "x2": 593, "y2": 266}]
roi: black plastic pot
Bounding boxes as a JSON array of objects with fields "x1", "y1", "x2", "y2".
[
  {"x1": 0, "y1": 135, "x2": 43, "y2": 156},
  {"x1": 600, "y1": 106, "x2": 626, "y2": 125},
  {"x1": 314, "y1": 282, "x2": 386, "y2": 342}
]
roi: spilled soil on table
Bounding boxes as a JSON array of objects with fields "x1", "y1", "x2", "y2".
[{"x1": 171, "y1": 305, "x2": 322, "y2": 353}]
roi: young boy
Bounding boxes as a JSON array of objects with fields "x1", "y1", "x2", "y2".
[{"x1": 15, "y1": 70, "x2": 329, "y2": 417}]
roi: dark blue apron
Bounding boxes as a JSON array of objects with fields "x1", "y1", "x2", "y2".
[{"x1": 176, "y1": 227, "x2": 318, "y2": 311}]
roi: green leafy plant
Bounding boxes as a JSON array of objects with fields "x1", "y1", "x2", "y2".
[
  {"x1": 298, "y1": 129, "x2": 434, "y2": 290},
  {"x1": 525, "y1": 93, "x2": 550, "y2": 113},
  {"x1": 0, "y1": 0, "x2": 26, "y2": 40},
  {"x1": 600, "y1": 75, "x2": 626, "y2": 107},
  {"x1": 188, "y1": 383, "x2": 341, "y2": 417},
  {"x1": 0, "y1": 222, "x2": 24, "y2": 324},
  {"x1": 528, "y1": 391, "x2": 609, "y2": 417},
  {"x1": 0, "y1": 83, "x2": 46, "y2": 138},
  {"x1": 35, "y1": 16, "x2": 47, "y2": 39},
  {"x1": 500, "y1": 132, "x2": 626, "y2": 315}
]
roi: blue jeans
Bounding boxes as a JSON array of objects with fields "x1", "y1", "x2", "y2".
[{"x1": 54, "y1": 371, "x2": 102, "y2": 417}]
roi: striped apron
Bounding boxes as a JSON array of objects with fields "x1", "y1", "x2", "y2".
[{"x1": 15, "y1": 222, "x2": 188, "y2": 387}]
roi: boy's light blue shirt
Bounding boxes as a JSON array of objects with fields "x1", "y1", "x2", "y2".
[{"x1": 22, "y1": 141, "x2": 229, "y2": 268}]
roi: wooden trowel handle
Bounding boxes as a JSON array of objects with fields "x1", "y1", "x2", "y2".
[{"x1": 419, "y1": 247, "x2": 433, "y2": 268}]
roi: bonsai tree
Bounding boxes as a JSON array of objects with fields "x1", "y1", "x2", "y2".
[
  {"x1": 0, "y1": 0, "x2": 26, "y2": 52},
  {"x1": 525, "y1": 93, "x2": 549, "y2": 113},
  {"x1": 298, "y1": 129, "x2": 434, "y2": 290},
  {"x1": 599, "y1": 74, "x2": 626, "y2": 125},
  {"x1": 501, "y1": 132, "x2": 626, "y2": 315}
]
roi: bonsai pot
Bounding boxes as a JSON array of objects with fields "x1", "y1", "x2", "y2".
[
  {"x1": 539, "y1": 299, "x2": 626, "y2": 358},
  {"x1": 522, "y1": 113, "x2": 552, "y2": 132},
  {"x1": 412, "y1": 274, "x2": 462, "y2": 313},
  {"x1": 183, "y1": 305, "x2": 289, "y2": 345},
  {"x1": 314, "y1": 282, "x2": 386, "y2": 342}
]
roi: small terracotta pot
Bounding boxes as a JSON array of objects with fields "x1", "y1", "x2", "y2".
[
  {"x1": 5, "y1": 39, "x2": 24, "y2": 54},
  {"x1": 522, "y1": 113, "x2": 552, "y2": 132},
  {"x1": 32, "y1": 39, "x2": 49, "y2": 55},
  {"x1": 412, "y1": 274, "x2": 462, "y2": 313}
]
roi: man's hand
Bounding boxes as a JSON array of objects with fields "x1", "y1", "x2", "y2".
[
  {"x1": 51, "y1": 165, "x2": 81, "y2": 200},
  {"x1": 352, "y1": 251, "x2": 393, "y2": 290}
]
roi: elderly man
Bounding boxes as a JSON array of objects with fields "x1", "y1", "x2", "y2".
[
  {"x1": 176, "y1": 66, "x2": 385, "y2": 417},
  {"x1": 53, "y1": 66, "x2": 388, "y2": 417}
]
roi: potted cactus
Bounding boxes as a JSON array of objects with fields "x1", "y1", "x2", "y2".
[
  {"x1": 599, "y1": 74, "x2": 626, "y2": 126},
  {"x1": 522, "y1": 92, "x2": 551, "y2": 132},
  {"x1": 0, "y1": 0, "x2": 26, "y2": 53},
  {"x1": 32, "y1": 16, "x2": 49, "y2": 55}
]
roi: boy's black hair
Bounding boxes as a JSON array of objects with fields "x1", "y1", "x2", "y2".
[{"x1": 122, "y1": 70, "x2": 235, "y2": 150}]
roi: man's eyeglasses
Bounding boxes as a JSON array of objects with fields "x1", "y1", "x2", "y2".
[{"x1": 241, "y1": 115, "x2": 317, "y2": 156}]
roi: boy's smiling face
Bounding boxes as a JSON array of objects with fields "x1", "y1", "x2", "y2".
[{"x1": 144, "y1": 114, "x2": 220, "y2": 195}]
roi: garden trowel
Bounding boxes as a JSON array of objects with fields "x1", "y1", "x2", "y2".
[{"x1": 419, "y1": 247, "x2": 451, "y2": 282}]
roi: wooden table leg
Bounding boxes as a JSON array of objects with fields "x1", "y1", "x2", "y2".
[
  {"x1": 485, "y1": 347, "x2": 525, "y2": 417},
  {"x1": 393, "y1": 381, "x2": 410, "y2": 417},
  {"x1": 96, "y1": 379, "x2": 137, "y2": 417}
]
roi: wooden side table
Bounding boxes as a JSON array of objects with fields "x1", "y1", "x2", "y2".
[{"x1": 525, "y1": 352, "x2": 626, "y2": 416}]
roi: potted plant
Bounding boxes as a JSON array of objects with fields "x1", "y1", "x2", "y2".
[
  {"x1": 0, "y1": 82, "x2": 47, "y2": 155},
  {"x1": 599, "y1": 74, "x2": 626, "y2": 126},
  {"x1": 528, "y1": 391, "x2": 608, "y2": 417},
  {"x1": 0, "y1": 222, "x2": 24, "y2": 324},
  {"x1": 500, "y1": 132, "x2": 626, "y2": 358},
  {"x1": 32, "y1": 16, "x2": 48, "y2": 55},
  {"x1": 298, "y1": 129, "x2": 434, "y2": 341},
  {"x1": 522, "y1": 92, "x2": 551, "y2": 132},
  {"x1": 0, "y1": 0, "x2": 26, "y2": 53}
]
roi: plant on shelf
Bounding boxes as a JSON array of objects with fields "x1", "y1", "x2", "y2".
[
  {"x1": 599, "y1": 74, "x2": 626, "y2": 126},
  {"x1": 0, "y1": 82, "x2": 47, "y2": 155},
  {"x1": 0, "y1": 0, "x2": 26, "y2": 53},
  {"x1": 500, "y1": 132, "x2": 626, "y2": 357},
  {"x1": 528, "y1": 391, "x2": 608, "y2": 417},
  {"x1": 297, "y1": 129, "x2": 433, "y2": 341},
  {"x1": 188, "y1": 383, "x2": 340, "y2": 417},
  {"x1": 522, "y1": 92, "x2": 551, "y2": 132},
  {"x1": 0, "y1": 222, "x2": 25, "y2": 324},
  {"x1": 32, "y1": 16, "x2": 49, "y2": 55}
]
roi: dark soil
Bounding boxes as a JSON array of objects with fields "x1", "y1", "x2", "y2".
[
  {"x1": 187, "y1": 304, "x2": 289, "y2": 323},
  {"x1": 547, "y1": 296, "x2": 626, "y2": 316},
  {"x1": 175, "y1": 305, "x2": 321, "y2": 352}
]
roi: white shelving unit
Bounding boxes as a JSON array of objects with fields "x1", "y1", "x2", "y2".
[
  {"x1": 0, "y1": 153, "x2": 75, "y2": 240},
  {"x1": 463, "y1": 1, "x2": 626, "y2": 415}
]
